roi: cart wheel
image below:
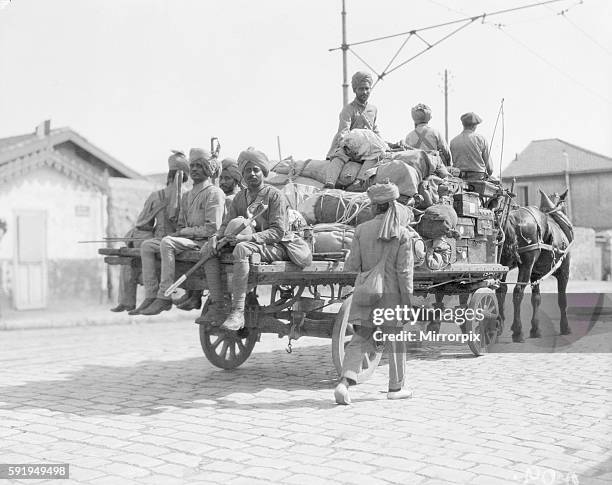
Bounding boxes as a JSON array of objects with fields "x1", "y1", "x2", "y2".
[
  {"x1": 199, "y1": 324, "x2": 258, "y2": 370},
  {"x1": 331, "y1": 296, "x2": 382, "y2": 383},
  {"x1": 464, "y1": 289, "x2": 500, "y2": 356}
]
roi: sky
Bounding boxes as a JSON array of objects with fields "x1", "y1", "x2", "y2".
[{"x1": 0, "y1": 0, "x2": 610, "y2": 177}]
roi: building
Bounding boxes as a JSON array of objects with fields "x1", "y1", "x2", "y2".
[
  {"x1": 502, "y1": 138, "x2": 612, "y2": 230},
  {"x1": 502, "y1": 138, "x2": 612, "y2": 279},
  {"x1": 0, "y1": 121, "x2": 147, "y2": 310}
]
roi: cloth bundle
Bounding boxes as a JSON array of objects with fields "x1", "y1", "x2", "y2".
[
  {"x1": 374, "y1": 160, "x2": 421, "y2": 197},
  {"x1": 416, "y1": 204, "x2": 459, "y2": 239},
  {"x1": 297, "y1": 190, "x2": 373, "y2": 226},
  {"x1": 340, "y1": 129, "x2": 389, "y2": 163},
  {"x1": 312, "y1": 223, "x2": 355, "y2": 253}
]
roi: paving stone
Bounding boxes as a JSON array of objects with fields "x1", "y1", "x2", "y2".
[{"x1": 1, "y1": 320, "x2": 609, "y2": 485}]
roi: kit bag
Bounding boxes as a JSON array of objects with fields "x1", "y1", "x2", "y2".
[
  {"x1": 417, "y1": 204, "x2": 458, "y2": 239},
  {"x1": 280, "y1": 233, "x2": 313, "y2": 268},
  {"x1": 352, "y1": 242, "x2": 394, "y2": 307}
]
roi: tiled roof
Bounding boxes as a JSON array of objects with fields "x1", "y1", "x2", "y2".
[
  {"x1": 0, "y1": 127, "x2": 141, "y2": 179},
  {"x1": 502, "y1": 139, "x2": 612, "y2": 178}
]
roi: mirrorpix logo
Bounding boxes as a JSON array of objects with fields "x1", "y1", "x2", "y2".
[{"x1": 0, "y1": 0, "x2": 11, "y2": 10}]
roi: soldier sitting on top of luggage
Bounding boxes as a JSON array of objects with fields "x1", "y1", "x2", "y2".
[
  {"x1": 326, "y1": 71, "x2": 379, "y2": 161},
  {"x1": 404, "y1": 103, "x2": 452, "y2": 167},
  {"x1": 219, "y1": 157, "x2": 242, "y2": 212},
  {"x1": 449, "y1": 112, "x2": 493, "y2": 181},
  {"x1": 200, "y1": 148, "x2": 290, "y2": 331},
  {"x1": 325, "y1": 71, "x2": 393, "y2": 189},
  {"x1": 110, "y1": 151, "x2": 189, "y2": 314},
  {"x1": 134, "y1": 148, "x2": 225, "y2": 316}
]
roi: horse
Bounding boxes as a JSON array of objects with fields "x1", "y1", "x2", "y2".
[{"x1": 496, "y1": 189, "x2": 573, "y2": 343}]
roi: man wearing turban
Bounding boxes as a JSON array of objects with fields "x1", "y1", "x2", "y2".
[
  {"x1": 334, "y1": 181, "x2": 415, "y2": 404},
  {"x1": 198, "y1": 147, "x2": 291, "y2": 331},
  {"x1": 404, "y1": 103, "x2": 452, "y2": 166},
  {"x1": 449, "y1": 112, "x2": 492, "y2": 180},
  {"x1": 325, "y1": 71, "x2": 381, "y2": 186},
  {"x1": 136, "y1": 147, "x2": 225, "y2": 315},
  {"x1": 219, "y1": 157, "x2": 242, "y2": 212},
  {"x1": 111, "y1": 151, "x2": 189, "y2": 314}
]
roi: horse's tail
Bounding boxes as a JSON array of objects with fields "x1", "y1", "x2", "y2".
[{"x1": 502, "y1": 213, "x2": 522, "y2": 265}]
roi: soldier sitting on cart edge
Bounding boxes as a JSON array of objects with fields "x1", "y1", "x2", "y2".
[
  {"x1": 112, "y1": 151, "x2": 189, "y2": 314},
  {"x1": 200, "y1": 148, "x2": 290, "y2": 331},
  {"x1": 134, "y1": 148, "x2": 225, "y2": 316}
]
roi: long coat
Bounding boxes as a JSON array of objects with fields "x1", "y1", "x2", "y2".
[{"x1": 344, "y1": 214, "x2": 414, "y2": 327}]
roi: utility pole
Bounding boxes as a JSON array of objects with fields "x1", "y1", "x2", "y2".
[
  {"x1": 341, "y1": 0, "x2": 349, "y2": 107},
  {"x1": 444, "y1": 69, "x2": 449, "y2": 142},
  {"x1": 563, "y1": 150, "x2": 573, "y2": 222}
]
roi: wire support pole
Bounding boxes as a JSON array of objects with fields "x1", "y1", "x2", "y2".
[{"x1": 341, "y1": 0, "x2": 349, "y2": 106}]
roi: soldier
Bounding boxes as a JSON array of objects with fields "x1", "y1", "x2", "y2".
[
  {"x1": 219, "y1": 157, "x2": 242, "y2": 211},
  {"x1": 110, "y1": 151, "x2": 188, "y2": 314},
  {"x1": 404, "y1": 103, "x2": 451, "y2": 166},
  {"x1": 334, "y1": 182, "x2": 415, "y2": 405},
  {"x1": 449, "y1": 112, "x2": 492, "y2": 180},
  {"x1": 325, "y1": 71, "x2": 380, "y2": 188},
  {"x1": 200, "y1": 148, "x2": 289, "y2": 331},
  {"x1": 135, "y1": 148, "x2": 225, "y2": 316}
]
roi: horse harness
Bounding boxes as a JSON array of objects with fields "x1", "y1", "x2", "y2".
[{"x1": 515, "y1": 206, "x2": 565, "y2": 255}]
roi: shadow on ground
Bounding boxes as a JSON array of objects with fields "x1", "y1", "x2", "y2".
[{"x1": 0, "y1": 345, "x2": 344, "y2": 416}]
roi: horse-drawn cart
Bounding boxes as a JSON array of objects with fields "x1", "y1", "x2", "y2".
[{"x1": 99, "y1": 246, "x2": 508, "y2": 382}]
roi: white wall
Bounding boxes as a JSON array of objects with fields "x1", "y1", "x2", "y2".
[{"x1": 0, "y1": 166, "x2": 105, "y2": 261}]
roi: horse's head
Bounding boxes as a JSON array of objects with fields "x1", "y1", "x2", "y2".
[{"x1": 539, "y1": 187, "x2": 568, "y2": 213}]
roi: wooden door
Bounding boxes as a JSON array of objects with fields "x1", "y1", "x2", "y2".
[{"x1": 13, "y1": 210, "x2": 47, "y2": 310}]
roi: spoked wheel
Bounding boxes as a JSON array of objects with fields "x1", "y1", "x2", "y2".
[
  {"x1": 199, "y1": 325, "x2": 259, "y2": 370},
  {"x1": 464, "y1": 289, "x2": 500, "y2": 356},
  {"x1": 331, "y1": 296, "x2": 382, "y2": 383}
]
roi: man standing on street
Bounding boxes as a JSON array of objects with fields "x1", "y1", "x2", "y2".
[
  {"x1": 200, "y1": 148, "x2": 289, "y2": 331},
  {"x1": 136, "y1": 148, "x2": 225, "y2": 316},
  {"x1": 111, "y1": 151, "x2": 189, "y2": 314},
  {"x1": 334, "y1": 182, "x2": 415, "y2": 405},
  {"x1": 449, "y1": 112, "x2": 492, "y2": 180}
]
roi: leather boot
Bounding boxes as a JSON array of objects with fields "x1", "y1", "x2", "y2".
[
  {"x1": 195, "y1": 300, "x2": 230, "y2": 325},
  {"x1": 173, "y1": 291, "x2": 192, "y2": 307},
  {"x1": 177, "y1": 291, "x2": 203, "y2": 311},
  {"x1": 220, "y1": 260, "x2": 249, "y2": 331},
  {"x1": 203, "y1": 258, "x2": 225, "y2": 303},
  {"x1": 128, "y1": 298, "x2": 156, "y2": 315},
  {"x1": 110, "y1": 303, "x2": 135, "y2": 313},
  {"x1": 139, "y1": 298, "x2": 173, "y2": 315}
]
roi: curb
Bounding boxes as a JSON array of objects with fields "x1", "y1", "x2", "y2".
[{"x1": 0, "y1": 309, "x2": 200, "y2": 331}]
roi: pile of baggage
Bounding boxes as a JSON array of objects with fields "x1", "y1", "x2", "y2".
[{"x1": 264, "y1": 127, "x2": 500, "y2": 267}]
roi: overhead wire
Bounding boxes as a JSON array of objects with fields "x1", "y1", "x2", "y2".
[
  {"x1": 424, "y1": 0, "x2": 610, "y2": 103},
  {"x1": 493, "y1": 24, "x2": 611, "y2": 104},
  {"x1": 557, "y1": 7, "x2": 612, "y2": 56}
]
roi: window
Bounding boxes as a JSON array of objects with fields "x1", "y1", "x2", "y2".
[{"x1": 517, "y1": 186, "x2": 529, "y2": 206}]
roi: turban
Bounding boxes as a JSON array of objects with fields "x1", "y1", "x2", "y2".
[
  {"x1": 168, "y1": 150, "x2": 189, "y2": 174},
  {"x1": 460, "y1": 112, "x2": 482, "y2": 126},
  {"x1": 351, "y1": 71, "x2": 373, "y2": 91},
  {"x1": 189, "y1": 147, "x2": 220, "y2": 178},
  {"x1": 368, "y1": 182, "x2": 402, "y2": 241},
  {"x1": 411, "y1": 103, "x2": 432, "y2": 124},
  {"x1": 221, "y1": 157, "x2": 242, "y2": 182},
  {"x1": 367, "y1": 181, "x2": 400, "y2": 204},
  {"x1": 237, "y1": 148, "x2": 270, "y2": 177}
]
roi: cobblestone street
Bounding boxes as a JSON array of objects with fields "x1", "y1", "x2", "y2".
[{"x1": 1, "y1": 314, "x2": 611, "y2": 485}]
